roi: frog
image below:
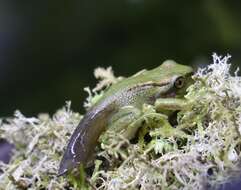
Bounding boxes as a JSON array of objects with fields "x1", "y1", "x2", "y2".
[{"x1": 58, "y1": 60, "x2": 194, "y2": 176}]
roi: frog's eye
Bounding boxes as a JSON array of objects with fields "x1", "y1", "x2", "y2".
[{"x1": 174, "y1": 77, "x2": 185, "y2": 88}]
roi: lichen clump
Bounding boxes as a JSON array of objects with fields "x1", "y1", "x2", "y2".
[{"x1": 0, "y1": 54, "x2": 241, "y2": 190}]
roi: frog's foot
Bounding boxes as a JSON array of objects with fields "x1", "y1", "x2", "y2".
[
  {"x1": 149, "y1": 123, "x2": 190, "y2": 139},
  {"x1": 148, "y1": 116, "x2": 193, "y2": 141},
  {"x1": 129, "y1": 112, "x2": 191, "y2": 145}
]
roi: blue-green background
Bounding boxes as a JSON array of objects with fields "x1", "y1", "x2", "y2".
[{"x1": 0, "y1": 0, "x2": 241, "y2": 116}]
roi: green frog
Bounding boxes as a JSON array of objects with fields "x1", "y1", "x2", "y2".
[{"x1": 58, "y1": 60, "x2": 193, "y2": 176}]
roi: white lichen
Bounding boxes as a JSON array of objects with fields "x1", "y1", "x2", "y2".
[
  {"x1": 83, "y1": 67, "x2": 123, "y2": 109},
  {"x1": 0, "y1": 102, "x2": 81, "y2": 189},
  {"x1": 0, "y1": 54, "x2": 240, "y2": 190},
  {"x1": 94, "y1": 53, "x2": 241, "y2": 190},
  {"x1": 93, "y1": 66, "x2": 123, "y2": 93}
]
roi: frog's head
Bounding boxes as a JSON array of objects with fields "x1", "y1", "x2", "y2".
[{"x1": 151, "y1": 60, "x2": 194, "y2": 98}]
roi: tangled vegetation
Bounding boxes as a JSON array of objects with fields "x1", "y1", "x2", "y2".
[{"x1": 0, "y1": 54, "x2": 241, "y2": 190}]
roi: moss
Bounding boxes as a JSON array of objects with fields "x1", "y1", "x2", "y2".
[{"x1": 0, "y1": 54, "x2": 241, "y2": 189}]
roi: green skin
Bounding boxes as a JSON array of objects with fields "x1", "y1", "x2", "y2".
[{"x1": 58, "y1": 60, "x2": 193, "y2": 176}]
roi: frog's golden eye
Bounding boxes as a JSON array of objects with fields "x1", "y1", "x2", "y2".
[{"x1": 174, "y1": 77, "x2": 185, "y2": 88}]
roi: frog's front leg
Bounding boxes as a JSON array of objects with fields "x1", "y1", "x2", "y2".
[
  {"x1": 129, "y1": 112, "x2": 171, "y2": 147},
  {"x1": 154, "y1": 98, "x2": 189, "y2": 112}
]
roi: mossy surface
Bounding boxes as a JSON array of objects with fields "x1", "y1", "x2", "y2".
[{"x1": 0, "y1": 54, "x2": 241, "y2": 190}]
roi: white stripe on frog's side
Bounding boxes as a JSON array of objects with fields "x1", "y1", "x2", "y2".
[{"x1": 71, "y1": 132, "x2": 80, "y2": 157}]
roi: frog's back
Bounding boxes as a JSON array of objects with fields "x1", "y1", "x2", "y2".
[{"x1": 96, "y1": 60, "x2": 193, "y2": 105}]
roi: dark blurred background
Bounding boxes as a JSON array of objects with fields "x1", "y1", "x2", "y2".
[
  {"x1": 1, "y1": 1, "x2": 241, "y2": 189},
  {"x1": 0, "y1": 0, "x2": 241, "y2": 116}
]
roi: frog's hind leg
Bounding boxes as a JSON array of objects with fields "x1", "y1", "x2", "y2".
[
  {"x1": 106, "y1": 106, "x2": 142, "y2": 140},
  {"x1": 127, "y1": 112, "x2": 171, "y2": 146}
]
